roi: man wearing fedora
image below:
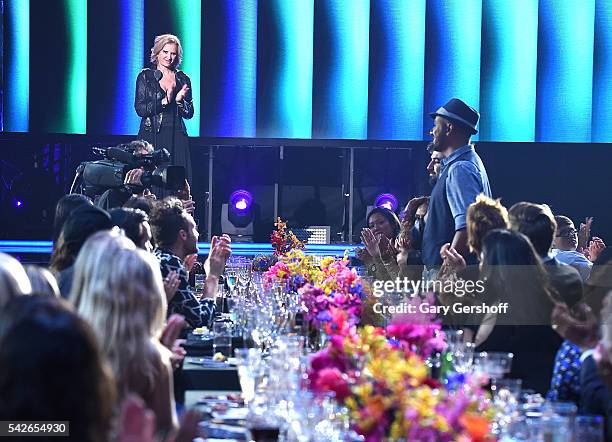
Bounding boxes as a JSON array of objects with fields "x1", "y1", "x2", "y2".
[{"x1": 421, "y1": 98, "x2": 491, "y2": 280}]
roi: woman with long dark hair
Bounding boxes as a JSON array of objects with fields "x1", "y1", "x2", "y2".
[
  {"x1": 475, "y1": 229, "x2": 562, "y2": 394},
  {"x1": 0, "y1": 295, "x2": 115, "y2": 442},
  {"x1": 358, "y1": 207, "x2": 402, "y2": 281}
]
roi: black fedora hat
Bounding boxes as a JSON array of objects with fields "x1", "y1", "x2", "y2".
[{"x1": 430, "y1": 98, "x2": 479, "y2": 134}]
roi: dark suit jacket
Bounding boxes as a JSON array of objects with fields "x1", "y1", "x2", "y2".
[{"x1": 544, "y1": 257, "x2": 584, "y2": 307}]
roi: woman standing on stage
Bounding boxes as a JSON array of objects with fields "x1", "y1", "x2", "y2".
[{"x1": 135, "y1": 34, "x2": 193, "y2": 183}]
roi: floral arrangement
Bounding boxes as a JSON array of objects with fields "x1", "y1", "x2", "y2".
[
  {"x1": 299, "y1": 256, "x2": 369, "y2": 334},
  {"x1": 263, "y1": 248, "x2": 322, "y2": 292},
  {"x1": 270, "y1": 217, "x2": 304, "y2": 256},
  {"x1": 308, "y1": 325, "x2": 495, "y2": 442},
  {"x1": 264, "y1": 220, "x2": 370, "y2": 332}
]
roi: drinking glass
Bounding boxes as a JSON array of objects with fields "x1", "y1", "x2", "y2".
[
  {"x1": 452, "y1": 341, "x2": 475, "y2": 373},
  {"x1": 213, "y1": 322, "x2": 232, "y2": 358},
  {"x1": 194, "y1": 274, "x2": 206, "y2": 297},
  {"x1": 476, "y1": 351, "x2": 513, "y2": 380},
  {"x1": 493, "y1": 378, "x2": 522, "y2": 398},
  {"x1": 235, "y1": 348, "x2": 264, "y2": 405}
]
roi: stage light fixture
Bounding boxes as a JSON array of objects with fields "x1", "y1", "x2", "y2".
[
  {"x1": 221, "y1": 189, "x2": 256, "y2": 241},
  {"x1": 229, "y1": 189, "x2": 253, "y2": 214},
  {"x1": 374, "y1": 193, "x2": 398, "y2": 211}
]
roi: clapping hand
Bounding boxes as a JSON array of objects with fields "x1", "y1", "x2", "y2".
[
  {"x1": 175, "y1": 84, "x2": 189, "y2": 103},
  {"x1": 588, "y1": 237, "x2": 606, "y2": 262},
  {"x1": 205, "y1": 235, "x2": 232, "y2": 278},
  {"x1": 184, "y1": 254, "x2": 198, "y2": 273},
  {"x1": 440, "y1": 243, "x2": 466, "y2": 271},
  {"x1": 578, "y1": 216, "x2": 594, "y2": 251},
  {"x1": 160, "y1": 314, "x2": 187, "y2": 370},
  {"x1": 361, "y1": 228, "x2": 382, "y2": 260},
  {"x1": 379, "y1": 234, "x2": 397, "y2": 260},
  {"x1": 163, "y1": 270, "x2": 180, "y2": 302}
]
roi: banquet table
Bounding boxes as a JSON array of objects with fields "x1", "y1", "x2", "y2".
[{"x1": 182, "y1": 357, "x2": 241, "y2": 391}]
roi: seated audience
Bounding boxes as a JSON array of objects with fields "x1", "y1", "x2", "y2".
[
  {"x1": 52, "y1": 193, "x2": 93, "y2": 244},
  {"x1": 0, "y1": 252, "x2": 32, "y2": 308},
  {"x1": 475, "y1": 229, "x2": 562, "y2": 394},
  {"x1": 0, "y1": 295, "x2": 115, "y2": 442},
  {"x1": 552, "y1": 215, "x2": 605, "y2": 281},
  {"x1": 124, "y1": 195, "x2": 155, "y2": 215},
  {"x1": 580, "y1": 294, "x2": 612, "y2": 438},
  {"x1": 24, "y1": 265, "x2": 60, "y2": 297},
  {"x1": 49, "y1": 204, "x2": 113, "y2": 297},
  {"x1": 508, "y1": 203, "x2": 587, "y2": 403},
  {"x1": 358, "y1": 207, "x2": 402, "y2": 281},
  {"x1": 584, "y1": 247, "x2": 612, "y2": 321},
  {"x1": 510, "y1": 204, "x2": 583, "y2": 308},
  {"x1": 71, "y1": 230, "x2": 178, "y2": 435},
  {"x1": 110, "y1": 207, "x2": 154, "y2": 252},
  {"x1": 437, "y1": 195, "x2": 508, "y2": 335},
  {"x1": 397, "y1": 196, "x2": 429, "y2": 280},
  {"x1": 149, "y1": 197, "x2": 231, "y2": 328}
]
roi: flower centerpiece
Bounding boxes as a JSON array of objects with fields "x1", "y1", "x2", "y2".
[
  {"x1": 308, "y1": 324, "x2": 495, "y2": 442},
  {"x1": 263, "y1": 219, "x2": 370, "y2": 336}
]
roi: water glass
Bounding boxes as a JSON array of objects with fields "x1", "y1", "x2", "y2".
[
  {"x1": 452, "y1": 341, "x2": 475, "y2": 373},
  {"x1": 213, "y1": 321, "x2": 232, "y2": 358},
  {"x1": 235, "y1": 348, "x2": 264, "y2": 405},
  {"x1": 476, "y1": 351, "x2": 513, "y2": 379},
  {"x1": 492, "y1": 378, "x2": 522, "y2": 398},
  {"x1": 574, "y1": 415, "x2": 604, "y2": 442},
  {"x1": 194, "y1": 274, "x2": 206, "y2": 297}
]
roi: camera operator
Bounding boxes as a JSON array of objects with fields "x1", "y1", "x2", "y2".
[
  {"x1": 95, "y1": 140, "x2": 156, "y2": 210},
  {"x1": 95, "y1": 140, "x2": 194, "y2": 214}
]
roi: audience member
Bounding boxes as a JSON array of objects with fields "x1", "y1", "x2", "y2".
[
  {"x1": 426, "y1": 144, "x2": 445, "y2": 186},
  {"x1": 0, "y1": 252, "x2": 32, "y2": 308},
  {"x1": 510, "y1": 204, "x2": 583, "y2": 307},
  {"x1": 552, "y1": 215, "x2": 603, "y2": 281},
  {"x1": 124, "y1": 195, "x2": 155, "y2": 215},
  {"x1": 397, "y1": 197, "x2": 429, "y2": 280},
  {"x1": 507, "y1": 203, "x2": 588, "y2": 403},
  {"x1": 52, "y1": 193, "x2": 92, "y2": 244},
  {"x1": 422, "y1": 98, "x2": 491, "y2": 280},
  {"x1": 71, "y1": 230, "x2": 178, "y2": 435},
  {"x1": 0, "y1": 295, "x2": 115, "y2": 442},
  {"x1": 110, "y1": 207, "x2": 154, "y2": 252},
  {"x1": 475, "y1": 229, "x2": 562, "y2": 394},
  {"x1": 24, "y1": 265, "x2": 60, "y2": 297},
  {"x1": 50, "y1": 204, "x2": 113, "y2": 297},
  {"x1": 149, "y1": 197, "x2": 231, "y2": 328},
  {"x1": 359, "y1": 207, "x2": 402, "y2": 281}
]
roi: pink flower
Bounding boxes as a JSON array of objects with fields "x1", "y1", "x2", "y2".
[{"x1": 313, "y1": 367, "x2": 351, "y2": 401}]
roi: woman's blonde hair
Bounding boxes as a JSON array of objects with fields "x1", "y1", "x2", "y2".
[
  {"x1": 0, "y1": 252, "x2": 32, "y2": 308},
  {"x1": 71, "y1": 230, "x2": 167, "y2": 400},
  {"x1": 150, "y1": 34, "x2": 182, "y2": 67},
  {"x1": 25, "y1": 265, "x2": 60, "y2": 297}
]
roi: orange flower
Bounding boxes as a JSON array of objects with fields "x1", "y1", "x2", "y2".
[{"x1": 459, "y1": 413, "x2": 490, "y2": 441}]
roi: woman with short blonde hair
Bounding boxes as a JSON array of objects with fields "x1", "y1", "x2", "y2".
[
  {"x1": 71, "y1": 230, "x2": 177, "y2": 434},
  {"x1": 135, "y1": 33, "x2": 193, "y2": 184},
  {"x1": 150, "y1": 34, "x2": 183, "y2": 67}
]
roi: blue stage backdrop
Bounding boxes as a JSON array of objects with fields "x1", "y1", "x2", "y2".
[{"x1": 3, "y1": 0, "x2": 612, "y2": 142}]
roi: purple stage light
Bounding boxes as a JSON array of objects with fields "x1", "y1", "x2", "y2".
[
  {"x1": 15, "y1": 200, "x2": 23, "y2": 208},
  {"x1": 374, "y1": 193, "x2": 398, "y2": 211},
  {"x1": 229, "y1": 189, "x2": 253, "y2": 214}
]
